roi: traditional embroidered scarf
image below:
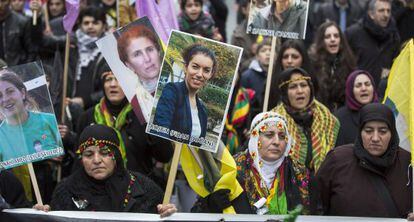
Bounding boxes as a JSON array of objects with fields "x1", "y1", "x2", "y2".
[
  {"x1": 275, "y1": 67, "x2": 339, "y2": 171},
  {"x1": 75, "y1": 29, "x2": 100, "y2": 80},
  {"x1": 94, "y1": 98, "x2": 132, "y2": 165},
  {"x1": 245, "y1": 112, "x2": 293, "y2": 214},
  {"x1": 248, "y1": 112, "x2": 292, "y2": 184},
  {"x1": 69, "y1": 125, "x2": 133, "y2": 212},
  {"x1": 225, "y1": 87, "x2": 255, "y2": 154},
  {"x1": 272, "y1": 100, "x2": 339, "y2": 171}
]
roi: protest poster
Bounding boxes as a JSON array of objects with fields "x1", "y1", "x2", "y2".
[
  {"x1": 146, "y1": 30, "x2": 243, "y2": 152},
  {"x1": 246, "y1": 0, "x2": 310, "y2": 39},
  {"x1": 96, "y1": 16, "x2": 164, "y2": 124},
  {"x1": 0, "y1": 62, "x2": 64, "y2": 169}
]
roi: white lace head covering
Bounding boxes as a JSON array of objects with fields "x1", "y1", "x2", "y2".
[{"x1": 248, "y1": 112, "x2": 292, "y2": 188}]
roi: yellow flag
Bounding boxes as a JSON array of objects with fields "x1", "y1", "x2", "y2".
[
  {"x1": 180, "y1": 142, "x2": 244, "y2": 214},
  {"x1": 383, "y1": 39, "x2": 414, "y2": 163}
]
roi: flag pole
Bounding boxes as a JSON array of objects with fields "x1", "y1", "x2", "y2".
[
  {"x1": 162, "y1": 142, "x2": 182, "y2": 204},
  {"x1": 262, "y1": 36, "x2": 277, "y2": 112},
  {"x1": 409, "y1": 40, "x2": 414, "y2": 214}
]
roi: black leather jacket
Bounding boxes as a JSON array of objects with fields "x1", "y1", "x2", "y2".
[{"x1": 0, "y1": 11, "x2": 41, "y2": 65}]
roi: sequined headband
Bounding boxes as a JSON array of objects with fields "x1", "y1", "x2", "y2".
[
  {"x1": 278, "y1": 76, "x2": 311, "y2": 89},
  {"x1": 250, "y1": 113, "x2": 286, "y2": 136},
  {"x1": 76, "y1": 137, "x2": 118, "y2": 154},
  {"x1": 101, "y1": 71, "x2": 113, "y2": 80}
]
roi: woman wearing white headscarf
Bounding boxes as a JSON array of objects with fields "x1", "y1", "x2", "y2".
[{"x1": 234, "y1": 111, "x2": 311, "y2": 215}]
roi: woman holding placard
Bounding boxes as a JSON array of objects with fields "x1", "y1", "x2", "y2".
[
  {"x1": 50, "y1": 124, "x2": 176, "y2": 216},
  {"x1": 234, "y1": 111, "x2": 310, "y2": 214},
  {"x1": 153, "y1": 44, "x2": 217, "y2": 146}
]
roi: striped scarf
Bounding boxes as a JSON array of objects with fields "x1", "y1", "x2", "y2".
[
  {"x1": 94, "y1": 98, "x2": 132, "y2": 165},
  {"x1": 225, "y1": 88, "x2": 255, "y2": 154},
  {"x1": 235, "y1": 151, "x2": 289, "y2": 215},
  {"x1": 272, "y1": 100, "x2": 339, "y2": 171}
]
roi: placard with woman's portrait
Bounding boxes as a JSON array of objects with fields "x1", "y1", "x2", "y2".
[
  {"x1": 0, "y1": 62, "x2": 64, "y2": 169},
  {"x1": 96, "y1": 17, "x2": 164, "y2": 124},
  {"x1": 146, "y1": 31, "x2": 243, "y2": 152}
]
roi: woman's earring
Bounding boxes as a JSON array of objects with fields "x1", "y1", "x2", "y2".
[{"x1": 258, "y1": 140, "x2": 262, "y2": 149}]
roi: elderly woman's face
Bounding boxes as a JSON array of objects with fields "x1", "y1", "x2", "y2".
[
  {"x1": 361, "y1": 121, "x2": 391, "y2": 157},
  {"x1": 0, "y1": 80, "x2": 26, "y2": 118},
  {"x1": 103, "y1": 73, "x2": 125, "y2": 105},
  {"x1": 81, "y1": 145, "x2": 116, "y2": 180},
  {"x1": 125, "y1": 37, "x2": 161, "y2": 82},
  {"x1": 185, "y1": 53, "x2": 214, "y2": 92},
  {"x1": 287, "y1": 73, "x2": 311, "y2": 110},
  {"x1": 353, "y1": 74, "x2": 374, "y2": 105},
  {"x1": 258, "y1": 124, "x2": 287, "y2": 162}
]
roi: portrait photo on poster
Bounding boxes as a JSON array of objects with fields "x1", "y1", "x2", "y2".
[
  {"x1": 96, "y1": 16, "x2": 164, "y2": 124},
  {"x1": 146, "y1": 30, "x2": 243, "y2": 152},
  {"x1": 0, "y1": 61, "x2": 64, "y2": 169},
  {"x1": 246, "y1": 0, "x2": 310, "y2": 39}
]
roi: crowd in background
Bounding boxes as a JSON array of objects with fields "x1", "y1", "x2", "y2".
[{"x1": 0, "y1": 0, "x2": 414, "y2": 219}]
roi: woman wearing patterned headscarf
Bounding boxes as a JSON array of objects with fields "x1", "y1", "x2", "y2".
[
  {"x1": 271, "y1": 67, "x2": 339, "y2": 172},
  {"x1": 234, "y1": 111, "x2": 310, "y2": 214},
  {"x1": 271, "y1": 67, "x2": 339, "y2": 213},
  {"x1": 50, "y1": 125, "x2": 176, "y2": 217}
]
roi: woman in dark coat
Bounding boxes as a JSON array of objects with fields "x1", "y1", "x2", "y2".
[
  {"x1": 77, "y1": 65, "x2": 173, "y2": 188},
  {"x1": 335, "y1": 70, "x2": 378, "y2": 146},
  {"x1": 317, "y1": 103, "x2": 412, "y2": 218},
  {"x1": 51, "y1": 125, "x2": 176, "y2": 217},
  {"x1": 310, "y1": 21, "x2": 356, "y2": 112}
]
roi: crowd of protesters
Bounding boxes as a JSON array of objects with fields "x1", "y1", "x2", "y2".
[{"x1": 0, "y1": 0, "x2": 414, "y2": 220}]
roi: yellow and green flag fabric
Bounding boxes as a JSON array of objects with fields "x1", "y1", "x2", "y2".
[
  {"x1": 180, "y1": 142, "x2": 243, "y2": 214},
  {"x1": 383, "y1": 39, "x2": 414, "y2": 163}
]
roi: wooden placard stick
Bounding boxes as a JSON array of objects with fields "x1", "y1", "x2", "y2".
[
  {"x1": 262, "y1": 36, "x2": 278, "y2": 112},
  {"x1": 33, "y1": 10, "x2": 38, "y2": 26},
  {"x1": 28, "y1": 163, "x2": 43, "y2": 205},
  {"x1": 43, "y1": 1, "x2": 51, "y2": 33},
  {"x1": 61, "y1": 33, "x2": 70, "y2": 123},
  {"x1": 162, "y1": 142, "x2": 182, "y2": 204}
]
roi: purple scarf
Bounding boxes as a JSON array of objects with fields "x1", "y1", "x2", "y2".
[{"x1": 345, "y1": 70, "x2": 378, "y2": 111}]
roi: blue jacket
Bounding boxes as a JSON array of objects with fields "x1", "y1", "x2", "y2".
[{"x1": 153, "y1": 81, "x2": 207, "y2": 144}]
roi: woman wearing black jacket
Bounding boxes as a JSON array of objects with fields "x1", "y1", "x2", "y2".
[{"x1": 76, "y1": 64, "x2": 173, "y2": 188}]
